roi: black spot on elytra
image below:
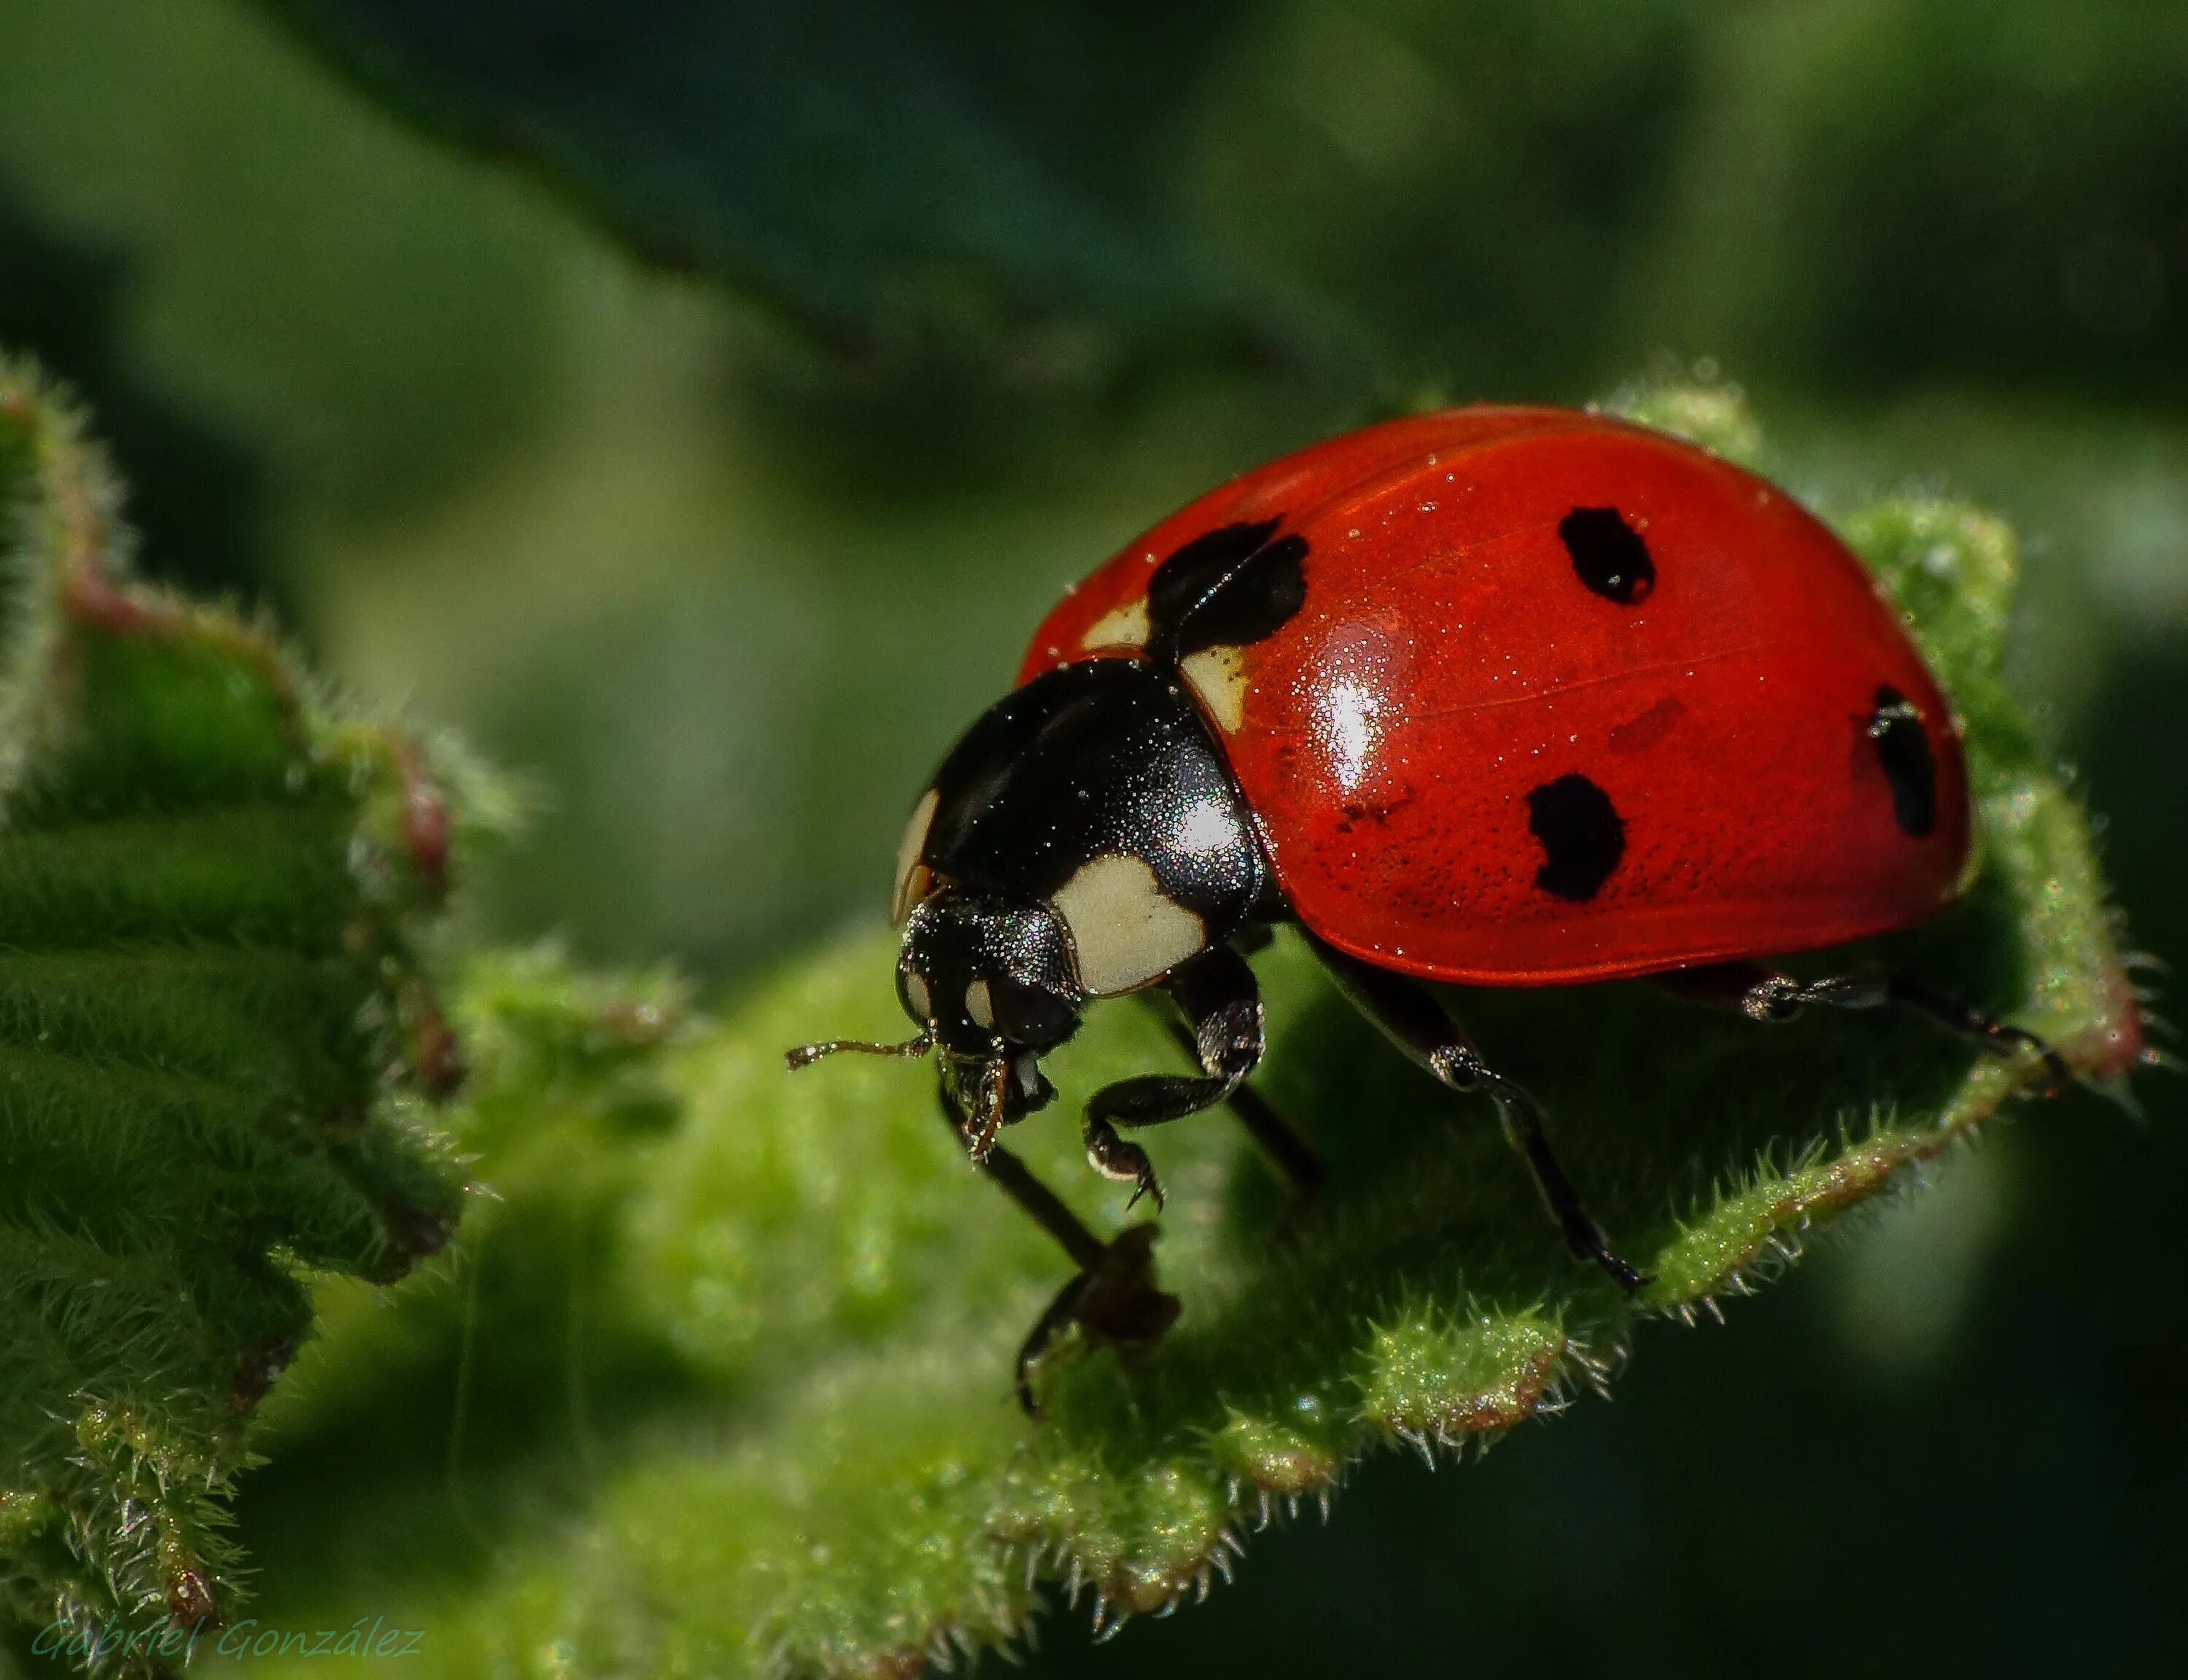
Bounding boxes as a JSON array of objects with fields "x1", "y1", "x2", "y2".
[
  {"x1": 1147, "y1": 519, "x2": 1308, "y2": 662},
  {"x1": 1526, "y1": 773, "x2": 1626, "y2": 901},
  {"x1": 1868, "y1": 685, "x2": 1936, "y2": 837},
  {"x1": 1559, "y1": 506, "x2": 1655, "y2": 604}
]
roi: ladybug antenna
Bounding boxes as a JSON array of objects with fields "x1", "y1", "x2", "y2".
[{"x1": 784, "y1": 1030, "x2": 934, "y2": 1071}]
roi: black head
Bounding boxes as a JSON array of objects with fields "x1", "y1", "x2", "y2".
[
  {"x1": 787, "y1": 653, "x2": 1268, "y2": 1154},
  {"x1": 898, "y1": 889, "x2": 1082, "y2": 1055},
  {"x1": 903, "y1": 890, "x2": 1085, "y2": 1150},
  {"x1": 785, "y1": 885, "x2": 1085, "y2": 1153}
]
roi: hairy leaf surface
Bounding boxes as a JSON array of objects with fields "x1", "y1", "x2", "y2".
[{"x1": 0, "y1": 361, "x2": 468, "y2": 1671}]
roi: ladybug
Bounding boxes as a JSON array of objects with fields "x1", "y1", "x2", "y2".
[{"x1": 788, "y1": 405, "x2": 2065, "y2": 1409}]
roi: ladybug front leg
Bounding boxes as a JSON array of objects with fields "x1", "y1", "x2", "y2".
[
  {"x1": 934, "y1": 1089, "x2": 1179, "y2": 1414},
  {"x1": 1661, "y1": 962, "x2": 2071, "y2": 1097},
  {"x1": 1083, "y1": 945, "x2": 1269, "y2": 1212},
  {"x1": 944, "y1": 1090, "x2": 1109, "y2": 1275},
  {"x1": 1306, "y1": 934, "x2": 1650, "y2": 1294},
  {"x1": 1010, "y1": 1225, "x2": 1179, "y2": 1416}
]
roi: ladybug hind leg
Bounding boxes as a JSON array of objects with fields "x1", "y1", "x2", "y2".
[
  {"x1": 1306, "y1": 933, "x2": 1650, "y2": 1294},
  {"x1": 1662, "y1": 962, "x2": 2071, "y2": 1097}
]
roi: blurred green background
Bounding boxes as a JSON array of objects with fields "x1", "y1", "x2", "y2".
[{"x1": 1, "y1": 0, "x2": 2181, "y2": 1672}]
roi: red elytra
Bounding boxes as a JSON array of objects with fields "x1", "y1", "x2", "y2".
[{"x1": 1020, "y1": 406, "x2": 1971, "y2": 985}]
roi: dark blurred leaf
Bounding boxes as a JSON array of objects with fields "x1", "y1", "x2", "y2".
[
  {"x1": 257, "y1": 0, "x2": 1294, "y2": 365},
  {"x1": 1192, "y1": 0, "x2": 1718, "y2": 399},
  {"x1": 0, "y1": 176, "x2": 278, "y2": 618},
  {"x1": 250, "y1": 0, "x2": 2188, "y2": 491},
  {"x1": 1633, "y1": 0, "x2": 2188, "y2": 401}
]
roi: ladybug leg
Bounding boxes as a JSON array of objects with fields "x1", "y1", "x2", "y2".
[
  {"x1": 943, "y1": 1087, "x2": 1108, "y2": 1273},
  {"x1": 1160, "y1": 1022, "x2": 1325, "y2": 1212},
  {"x1": 1012, "y1": 1226, "x2": 1180, "y2": 1417},
  {"x1": 1149, "y1": 943, "x2": 1326, "y2": 1209},
  {"x1": 1082, "y1": 1116, "x2": 1168, "y2": 1213},
  {"x1": 935, "y1": 1088, "x2": 1178, "y2": 1415},
  {"x1": 1664, "y1": 962, "x2": 2071, "y2": 1097},
  {"x1": 1085, "y1": 946, "x2": 1269, "y2": 1212},
  {"x1": 1308, "y1": 936, "x2": 1650, "y2": 1294},
  {"x1": 1888, "y1": 975, "x2": 2072, "y2": 1094},
  {"x1": 1015, "y1": 1269, "x2": 1095, "y2": 1415}
]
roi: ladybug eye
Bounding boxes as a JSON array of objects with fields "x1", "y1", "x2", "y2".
[
  {"x1": 896, "y1": 964, "x2": 933, "y2": 1025},
  {"x1": 988, "y1": 977, "x2": 1078, "y2": 1049}
]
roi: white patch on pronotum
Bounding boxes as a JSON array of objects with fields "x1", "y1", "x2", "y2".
[
  {"x1": 1051, "y1": 853, "x2": 1205, "y2": 997},
  {"x1": 1180, "y1": 644, "x2": 1248, "y2": 732},
  {"x1": 891, "y1": 788, "x2": 939, "y2": 924},
  {"x1": 1078, "y1": 596, "x2": 1150, "y2": 653},
  {"x1": 963, "y1": 978, "x2": 995, "y2": 1030}
]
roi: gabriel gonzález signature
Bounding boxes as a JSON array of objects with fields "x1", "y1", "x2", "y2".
[{"x1": 32, "y1": 1614, "x2": 426, "y2": 1663}]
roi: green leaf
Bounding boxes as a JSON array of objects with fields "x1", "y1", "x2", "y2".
[
  {"x1": 0, "y1": 360, "x2": 469, "y2": 1666},
  {"x1": 253, "y1": 0, "x2": 1281, "y2": 358},
  {"x1": 239, "y1": 389, "x2": 2141, "y2": 1676}
]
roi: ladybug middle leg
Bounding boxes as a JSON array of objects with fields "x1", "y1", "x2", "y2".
[
  {"x1": 1082, "y1": 944, "x2": 1273, "y2": 1210},
  {"x1": 1661, "y1": 962, "x2": 2071, "y2": 1096},
  {"x1": 1306, "y1": 933, "x2": 1650, "y2": 1294},
  {"x1": 1157, "y1": 1022, "x2": 1327, "y2": 1217},
  {"x1": 1143, "y1": 938, "x2": 1327, "y2": 1214}
]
